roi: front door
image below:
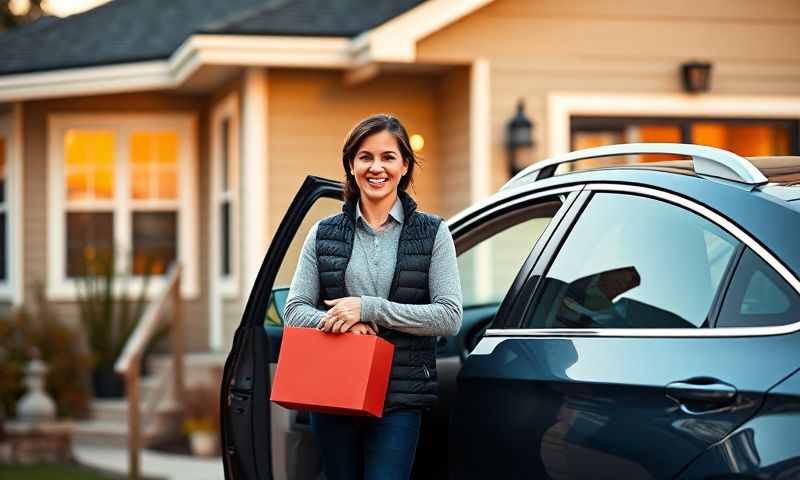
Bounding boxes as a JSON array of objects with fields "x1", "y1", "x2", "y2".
[{"x1": 221, "y1": 176, "x2": 343, "y2": 480}]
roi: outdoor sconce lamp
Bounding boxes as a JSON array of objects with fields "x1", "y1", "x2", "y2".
[
  {"x1": 681, "y1": 61, "x2": 712, "y2": 93},
  {"x1": 505, "y1": 99, "x2": 534, "y2": 177}
]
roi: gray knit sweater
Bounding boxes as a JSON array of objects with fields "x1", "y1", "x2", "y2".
[{"x1": 284, "y1": 197, "x2": 463, "y2": 336}]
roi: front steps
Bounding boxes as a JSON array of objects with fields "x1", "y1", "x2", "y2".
[{"x1": 72, "y1": 353, "x2": 225, "y2": 449}]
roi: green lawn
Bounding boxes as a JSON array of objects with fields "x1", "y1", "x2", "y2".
[{"x1": 0, "y1": 463, "x2": 115, "y2": 479}]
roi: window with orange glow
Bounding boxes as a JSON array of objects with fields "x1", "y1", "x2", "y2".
[
  {"x1": 62, "y1": 128, "x2": 181, "y2": 278},
  {"x1": 692, "y1": 123, "x2": 791, "y2": 157},
  {"x1": 130, "y1": 131, "x2": 178, "y2": 200},
  {"x1": 569, "y1": 123, "x2": 684, "y2": 170},
  {"x1": 571, "y1": 117, "x2": 798, "y2": 167},
  {"x1": 64, "y1": 129, "x2": 115, "y2": 200}
]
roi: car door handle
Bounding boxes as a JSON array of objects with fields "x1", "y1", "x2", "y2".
[{"x1": 666, "y1": 377, "x2": 737, "y2": 405}]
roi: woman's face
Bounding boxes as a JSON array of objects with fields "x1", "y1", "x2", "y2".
[{"x1": 350, "y1": 129, "x2": 408, "y2": 204}]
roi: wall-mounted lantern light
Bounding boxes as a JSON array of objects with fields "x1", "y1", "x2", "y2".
[
  {"x1": 681, "y1": 61, "x2": 712, "y2": 93},
  {"x1": 505, "y1": 99, "x2": 534, "y2": 177},
  {"x1": 410, "y1": 134, "x2": 425, "y2": 153}
]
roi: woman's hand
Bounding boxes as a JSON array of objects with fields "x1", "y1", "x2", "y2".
[
  {"x1": 318, "y1": 297, "x2": 362, "y2": 333},
  {"x1": 348, "y1": 322, "x2": 377, "y2": 335}
]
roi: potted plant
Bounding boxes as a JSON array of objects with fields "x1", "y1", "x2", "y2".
[
  {"x1": 182, "y1": 382, "x2": 221, "y2": 457},
  {"x1": 75, "y1": 246, "x2": 159, "y2": 398}
]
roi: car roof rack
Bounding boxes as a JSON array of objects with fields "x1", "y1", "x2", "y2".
[{"x1": 500, "y1": 143, "x2": 769, "y2": 191}]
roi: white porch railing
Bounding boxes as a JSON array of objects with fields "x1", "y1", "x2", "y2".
[{"x1": 114, "y1": 262, "x2": 184, "y2": 480}]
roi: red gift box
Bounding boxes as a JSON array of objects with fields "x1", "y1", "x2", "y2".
[{"x1": 270, "y1": 327, "x2": 394, "y2": 417}]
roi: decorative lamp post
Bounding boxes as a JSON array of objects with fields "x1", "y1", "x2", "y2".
[
  {"x1": 680, "y1": 61, "x2": 712, "y2": 93},
  {"x1": 16, "y1": 350, "x2": 56, "y2": 423},
  {"x1": 7, "y1": 349, "x2": 73, "y2": 464},
  {"x1": 505, "y1": 99, "x2": 535, "y2": 177}
]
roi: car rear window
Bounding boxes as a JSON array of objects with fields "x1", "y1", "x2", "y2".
[{"x1": 717, "y1": 249, "x2": 800, "y2": 328}]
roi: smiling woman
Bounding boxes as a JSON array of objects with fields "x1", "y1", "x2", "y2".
[{"x1": 282, "y1": 113, "x2": 463, "y2": 480}]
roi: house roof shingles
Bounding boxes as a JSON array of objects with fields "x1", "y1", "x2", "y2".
[{"x1": 0, "y1": 0, "x2": 426, "y2": 75}]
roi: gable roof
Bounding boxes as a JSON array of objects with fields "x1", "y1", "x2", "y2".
[{"x1": 0, "y1": 0, "x2": 425, "y2": 75}]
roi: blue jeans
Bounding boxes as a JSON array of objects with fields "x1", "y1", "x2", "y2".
[{"x1": 310, "y1": 409, "x2": 422, "y2": 480}]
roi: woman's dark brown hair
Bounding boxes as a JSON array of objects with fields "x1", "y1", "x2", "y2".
[{"x1": 341, "y1": 114, "x2": 419, "y2": 203}]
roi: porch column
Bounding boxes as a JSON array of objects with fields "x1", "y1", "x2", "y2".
[
  {"x1": 240, "y1": 67, "x2": 269, "y2": 312},
  {"x1": 469, "y1": 58, "x2": 491, "y2": 203},
  {"x1": 470, "y1": 58, "x2": 492, "y2": 302}
]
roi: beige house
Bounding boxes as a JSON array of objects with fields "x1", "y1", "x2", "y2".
[{"x1": 1, "y1": 0, "x2": 799, "y2": 353}]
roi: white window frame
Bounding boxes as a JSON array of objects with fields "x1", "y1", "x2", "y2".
[
  {"x1": 208, "y1": 92, "x2": 240, "y2": 351},
  {"x1": 47, "y1": 113, "x2": 199, "y2": 300},
  {"x1": 210, "y1": 93, "x2": 240, "y2": 299},
  {"x1": 0, "y1": 105, "x2": 24, "y2": 305},
  {"x1": 547, "y1": 93, "x2": 800, "y2": 157}
]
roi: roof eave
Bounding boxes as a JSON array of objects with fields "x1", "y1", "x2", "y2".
[
  {"x1": 0, "y1": 34, "x2": 357, "y2": 102},
  {"x1": 0, "y1": 0, "x2": 496, "y2": 102}
]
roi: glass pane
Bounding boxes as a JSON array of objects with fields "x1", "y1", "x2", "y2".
[
  {"x1": 458, "y1": 201, "x2": 560, "y2": 307},
  {"x1": 637, "y1": 125, "x2": 683, "y2": 143},
  {"x1": 631, "y1": 125, "x2": 683, "y2": 163},
  {"x1": 129, "y1": 131, "x2": 178, "y2": 200},
  {"x1": 131, "y1": 164, "x2": 149, "y2": 200},
  {"x1": 65, "y1": 130, "x2": 115, "y2": 201},
  {"x1": 132, "y1": 211, "x2": 177, "y2": 275},
  {"x1": 692, "y1": 123, "x2": 792, "y2": 156},
  {"x1": 0, "y1": 212, "x2": 6, "y2": 281},
  {"x1": 270, "y1": 197, "x2": 342, "y2": 325},
  {"x1": 570, "y1": 124, "x2": 684, "y2": 169},
  {"x1": 570, "y1": 131, "x2": 625, "y2": 171},
  {"x1": 130, "y1": 131, "x2": 151, "y2": 166},
  {"x1": 156, "y1": 132, "x2": 178, "y2": 165},
  {"x1": 275, "y1": 198, "x2": 342, "y2": 289},
  {"x1": 717, "y1": 249, "x2": 800, "y2": 328},
  {"x1": 94, "y1": 165, "x2": 114, "y2": 199},
  {"x1": 525, "y1": 193, "x2": 739, "y2": 329},
  {"x1": 66, "y1": 212, "x2": 114, "y2": 277},
  {"x1": 0, "y1": 136, "x2": 6, "y2": 204},
  {"x1": 157, "y1": 167, "x2": 178, "y2": 199},
  {"x1": 221, "y1": 118, "x2": 230, "y2": 191},
  {"x1": 220, "y1": 201, "x2": 230, "y2": 276}
]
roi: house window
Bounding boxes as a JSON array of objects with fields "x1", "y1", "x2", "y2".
[
  {"x1": 219, "y1": 118, "x2": 232, "y2": 277},
  {"x1": 570, "y1": 117, "x2": 799, "y2": 169},
  {"x1": 64, "y1": 130, "x2": 115, "y2": 276},
  {"x1": 0, "y1": 134, "x2": 7, "y2": 282},
  {"x1": 48, "y1": 115, "x2": 198, "y2": 299},
  {"x1": 210, "y1": 93, "x2": 239, "y2": 299},
  {"x1": 0, "y1": 109, "x2": 21, "y2": 304},
  {"x1": 129, "y1": 131, "x2": 179, "y2": 275}
]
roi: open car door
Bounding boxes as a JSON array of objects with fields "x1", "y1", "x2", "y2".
[{"x1": 221, "y1": 176, "x2": 343, "y2": 480}]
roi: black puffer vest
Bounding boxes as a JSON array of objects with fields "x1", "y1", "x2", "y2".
[{"x1": 316, "y1": 191, "x2": 442, "y2": 412}]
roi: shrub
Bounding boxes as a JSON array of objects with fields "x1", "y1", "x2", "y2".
[
  {"x1": 75, "y1": 248, "x2": 153, "y2": 372},
  {"x1": 182, "y1": 368, "x2": 223, "y2": 435},
  {"x1": 0, "y1": 283, "x2": 92, "y2": 419}
]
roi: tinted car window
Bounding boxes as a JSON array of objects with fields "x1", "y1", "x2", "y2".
[
  {"x1": 717, "y1": 249, "x2": 800, "y2": 328},
  {"x1": 458, "y1": 200, "x2": 560, "y2": 308},
  {"x1": 525, "y1": 193, "x2": 739, "y2": 329}
]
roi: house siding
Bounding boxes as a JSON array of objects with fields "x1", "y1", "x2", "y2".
[
  {"x1": 264, "y1": 69, "x2": 441, "y2": 287},
  {"x1": 436, "y1": 66, "x2": 471, "y2": 218},
  {"x1": 417, "y1": 0, "x2": 800, "y2": 192},
  {"x1": 266, "y1": 69, "x2": 441, "y2": 227},
  {"x1": 22, "y1": 92, "x2": 211, "y2": 352}
]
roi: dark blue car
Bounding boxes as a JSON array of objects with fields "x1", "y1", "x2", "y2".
[{"x1": 221, "y1": 143, "x2": 800, "y2": 479}]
